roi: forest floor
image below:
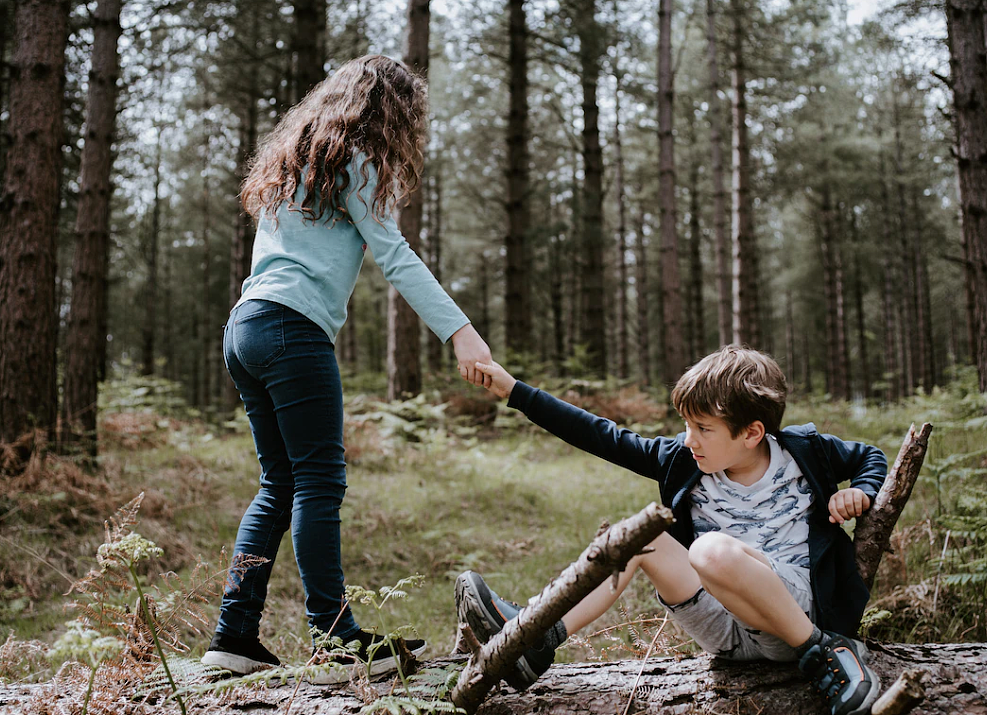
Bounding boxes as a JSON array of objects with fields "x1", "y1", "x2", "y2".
[{"x1": 2, "y1": 368, "x2": 986, "y2": 687}]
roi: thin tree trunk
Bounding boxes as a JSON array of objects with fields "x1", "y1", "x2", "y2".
[
  {"x1": 687, "y1": 122, "x2": 704, "y2": 363},
  {"x1": 141, "y1": 136, "x2": 161, "y2": 377},
  {"x1": 785, "y1": 289, "x2": 796, "y2": 393},
  {"x1": 848, "y1": 208, "x2": 871, "y2": 399},
  {"x1": 227, "y1": 13, "x2": 260, "y2": 410},
  {"x1": 635, "y1": 203, "x2": 651, "y2": 386},
  {"x1": 706, "y1": 0, "x2": 731, "y2": 347},
  {"x1": 60, "y1": 0, "x2": 122, "y2": 456},
  {"x1": 893, "y1": 92, "x2": 917, "y2": 395},
  {"x1": 879, "y1": 149, "x2": 900, "y2": 402},
  {"x1": 292, "y1": 0, "x2": 326, "y2": 103},
  {"x1": 910, "y1": 187, "x2": 935, "y2": 391},
  {"x1": 657, "y1": 0, "x2": 685, "y2": 383},
  {"x1": 613, "y1": 59, "x2": 629, "y2": 380},
  {"x1": 200, "y1": 141, "x2": 212, "y2": 408},
  {"x1": 0, "y1": 0, "x2": 68, "y2": 458},
  {"x1": 387, "y1": 0, "x2": 428, "y2": 401},
  {"x1": 944, "y1": 2, "x2": 986, "y2": 379},
  {"x1": 426, "y1": 169, "x2": 444, "y2": 374},
  {"x1": 729, "y1": 0, "x2": 759, "y2": 348},
  {"x1": 577, "y1": 0, "x2": 606, "y2": 376},
  {"x1": 505, "y1": 0, "x2": 531, "y2": 356},
  {"x1": 162, "y1": 221, "x2": 175, "y2": 382},
  {"x1": 477, "y1": 253, "x2": 490, "y2": 342}
]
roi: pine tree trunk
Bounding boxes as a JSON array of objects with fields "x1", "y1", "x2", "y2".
[
  {"x1": 613, "y1": 67, "x2": 630, "y2": 380},
  {"x1": 200, "y1": 147, "x2": 212, "y2": 408},
  {"x1": 227, "y1": 14, "x2": 260, "y2": 410},
  {"x1": 657, "y1": 0, "x2": 685, "y2": 383},
  {"x1": 426, "y1": 169, "x2": 444, "y2": 374},
  {"x1": 729, "y1": 0, "x2": 759, "y2": 348},
  {"x1": 577, "y1": 0, "x2": 606, "y2": 377},
  {"x1": 848, "y1": 209, "x2": 871, "y2": 399},
  {"x1": 910, "y1": 188, "x2": 935, "y2": 391},
  {"x1": 292, "y1": 0, "x2": 326, "y2": 103},
  {"x1": 892, "y1": 95, "x2": 917, "y2": 396},
  {"x1": 387, "y1": 0, "x2": 428, "y2": 401},
  {"x1": 505, "y1": 0, "x2": 531, "y2": 356},
  {"x1": 0, "y1": 0, "x2": 9, "y2": 180},
  {"x1": 0, "y1": 0, "x2": 68, "y2": 457},
  {"x1": 945, "y1": 0, "x2": 987, "y2": 393},
  {"x1": 879, "y1": 149, "x2": 900, "y2": 402},
  {"x1": 706, "y1": 0, "x2": 731, "y2": 348},
  {"x1": 687, "y1": 124, "x2": 704, "y2": 364},
  {"x1": 59, "y1": 0, "x2": 122, "y2": 457},
  {"x1": 141, "y1": 137, "x2": 161, "y2": 378},
  {"x1": 635, "y1": 204, "x2": 651, "y2": 386}
]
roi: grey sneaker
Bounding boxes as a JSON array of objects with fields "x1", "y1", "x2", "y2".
[
  {"x1": 798, "y1": 632, "x2": 881, "y2": 715},
  {"x1": 455, "y1": 571, "x2": 555, "y2": 691}
]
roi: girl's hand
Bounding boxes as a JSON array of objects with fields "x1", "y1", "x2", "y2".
[
  {"x1": 451, "y1": 324, "x2": 493, "y2": 387},
  {"x1": 474, "y1": 361, "x2": 517, "y2": 400},
  {"x1": 828, "y1": 488, "x2": 871, "y2": 524}
]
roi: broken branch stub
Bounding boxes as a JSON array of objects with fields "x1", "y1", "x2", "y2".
[
  {"x1": 450, "y1": 501, "x2": 674, "y2": 714},
  {"x1": 854, "y1": 422, "x2": 933, "y2": 592}
]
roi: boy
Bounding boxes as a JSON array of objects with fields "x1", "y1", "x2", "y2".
[{"x1": 457, "y1": 346, "x2": 884, "y2": 715}]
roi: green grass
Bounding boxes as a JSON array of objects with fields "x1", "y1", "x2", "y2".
[{"x1": 2, "y1": 373, "x2": 986, "y2": 681}]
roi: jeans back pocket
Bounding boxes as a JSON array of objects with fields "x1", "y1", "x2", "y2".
[{"x1": 233, "y1": 301, "x2": 286, "y2": 368}]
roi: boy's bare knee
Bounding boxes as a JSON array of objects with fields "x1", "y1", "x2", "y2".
[{"x1": 688, "y1": 532, "x2": 741, "y2": 580}]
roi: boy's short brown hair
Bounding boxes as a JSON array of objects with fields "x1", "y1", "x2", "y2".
[{"x1": 670, "y1": 345, "x2": 787, "y2": 437}]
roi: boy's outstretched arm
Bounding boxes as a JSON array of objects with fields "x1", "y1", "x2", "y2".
[{"x1": 474, "y1": 361, "x2": 516, "y2": 400}]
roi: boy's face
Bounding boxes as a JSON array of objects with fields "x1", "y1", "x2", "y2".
[{"x1": 681, "y1": 413, "x2": 763, "y2": 475}]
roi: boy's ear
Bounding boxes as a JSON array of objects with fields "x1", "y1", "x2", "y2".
[{"x1": 743, "y1": 421, "x2": 766, "y2": 448}]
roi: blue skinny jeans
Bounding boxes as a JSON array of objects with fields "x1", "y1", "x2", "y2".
[{"x1": 217, "y1": 299, "x2": 360, "y2": 642}]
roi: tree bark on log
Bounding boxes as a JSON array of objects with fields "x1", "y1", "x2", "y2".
[{"x1": 4, "y1": 643, "x2": 983, "y2": 714}]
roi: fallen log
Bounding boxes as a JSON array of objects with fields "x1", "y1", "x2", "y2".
[{"x1": 3, "y1": 642, "x2": 983, "y2": 714}]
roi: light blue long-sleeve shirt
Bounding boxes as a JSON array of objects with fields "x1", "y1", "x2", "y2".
[{"x1": 235, "y1": 155, "x2": 469, "y2": 345}]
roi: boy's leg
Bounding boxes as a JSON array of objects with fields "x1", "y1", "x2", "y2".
[
  {"x1": 687, "y1": 532, "x2": 813, "y2": 647},
  {"x1": 563, "y1": 533, "x2": 700, "y2": 634}
]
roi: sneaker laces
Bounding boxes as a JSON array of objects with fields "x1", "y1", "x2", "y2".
[{"x1": 801, "y1": 643, "x2": 848, "y2": 702}]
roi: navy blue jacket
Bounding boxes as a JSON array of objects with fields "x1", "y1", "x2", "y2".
[{"x1": 508, "y1": 381, "x2": 888, "y2": 637}]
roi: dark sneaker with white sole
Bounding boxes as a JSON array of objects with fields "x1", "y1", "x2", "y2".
[
  {"x1": 798, "y1": 632, "x2": 881, "y2": 715},
  {"x1": 307, "y1": 630, "x2": 427, "y2": 685},
  {"x1": 200, "y1": 631, "x2": 280, "y2": 674},
  {"x1": 455, "y1": 570, "x2": 556, "y2": 691}
]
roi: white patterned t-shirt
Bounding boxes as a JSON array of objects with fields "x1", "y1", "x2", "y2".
[{"x1": 689, "y1": 435, "x2": 813, "y2": 575}]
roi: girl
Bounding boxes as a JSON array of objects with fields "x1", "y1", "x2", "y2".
[{"x1": 202, "y1": 55, "x2": 492, "y2": 679}]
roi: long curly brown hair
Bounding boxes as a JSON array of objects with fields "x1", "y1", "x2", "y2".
[{"x1": 241, "y1": 55, "x2": 428, "y2": 224}]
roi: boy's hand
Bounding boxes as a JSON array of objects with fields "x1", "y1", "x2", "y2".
[
  {"x1": 474, "y1": 361, "x2": 517, "y2": 400},
  {"x1": 828, "y1": 488, "x2": 871, "y2": 524}
]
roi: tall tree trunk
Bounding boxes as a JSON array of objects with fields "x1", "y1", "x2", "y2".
[
  {"x1": 0, "y1": 0, "x2": 9, "y2": 180},
  {"x1": 549, "y1": 200, "x2": 565, "y2": 373},
  {"x1": 728, "y1": 0, "x2": 759, "y2": 348},
  {"x1": 426, "y1": 168, "x2": 444, "y2": 374},
  {"x1": 817, "y1": 187, "x2": 848, "y2": 401},
  {"x1": 200, "y1": 142, "x2": 212, "y2": 408},
  {"x1": 892, "y1": 92, "x2": 918, "y2": 395},
  {"x1": 477, "y1": 253, "x2": 490, "y2": 341},
  {"x1": 162, "y1": 220, "x2": 175, "y2": 382},
  {"x1": 848, "y1": 207, "x2": 871, "y2": 399},
  {"x1": 785, "y1": 288, "x2": 796, "y2": 392},
  {"x1": 292, "y1": 0, "x2": 326, "y2": 103},
  {"x1": 505, "y1": 0, "x2": 531, "y2": 356},
  {"x1": 910, "y1": 187, "x2": 935, "y2": 391},
  {"x1": 686, "y1": 122, "x2": 704, "y2": 363},
  {"x1": 387, "y1": 0, "x2": 428, "y2": 401},
  {"x1": 0, "y1": 0, "x2": 68, "y2": 456},
  {"x1": 141, "y1": 136, "x2": 161, "y2": 377},
  {"x1": 657, "y1": 0, "x2": 685, "y2": 383},
  {"x1": 635, "y1": 203, "x2": 651, "y2": 386},
  {"x1": 576, "y1": 0, "x2": 606, "y2": 377},
  {"x1": 227, "y1": 13, "x2": 261, "y2": 411},
  {"x1": 613, "y1": 61, "x2": 629, "y2": 380},
  {"x1": 878, "y1": 148, "x2": 900, "y2": 401},
  {"x1": 59, "y1": 0, "x2": 122, "y2": 456},
  {"x1": 706, "y1": 0, "x2": 731, "y2": 347},
  {"x1": 946, "y1": 0, "x2": 987, "y2": 392}
]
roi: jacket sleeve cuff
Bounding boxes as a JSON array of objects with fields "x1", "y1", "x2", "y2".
[{"x1": 507, "y1": 380, "x2": 537, "y2": 412}]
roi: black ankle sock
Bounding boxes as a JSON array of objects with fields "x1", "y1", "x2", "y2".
[
  {"x1": 795, "y1": 626, "x2": 823, "y2": 658},
  {"x1": 544, "y1": 620, "x2": 568, "y2": 650}
]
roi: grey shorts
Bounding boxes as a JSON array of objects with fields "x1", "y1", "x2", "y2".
[{"x1": 660, "y1": 557, "x2": 814, "y2": 662}]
